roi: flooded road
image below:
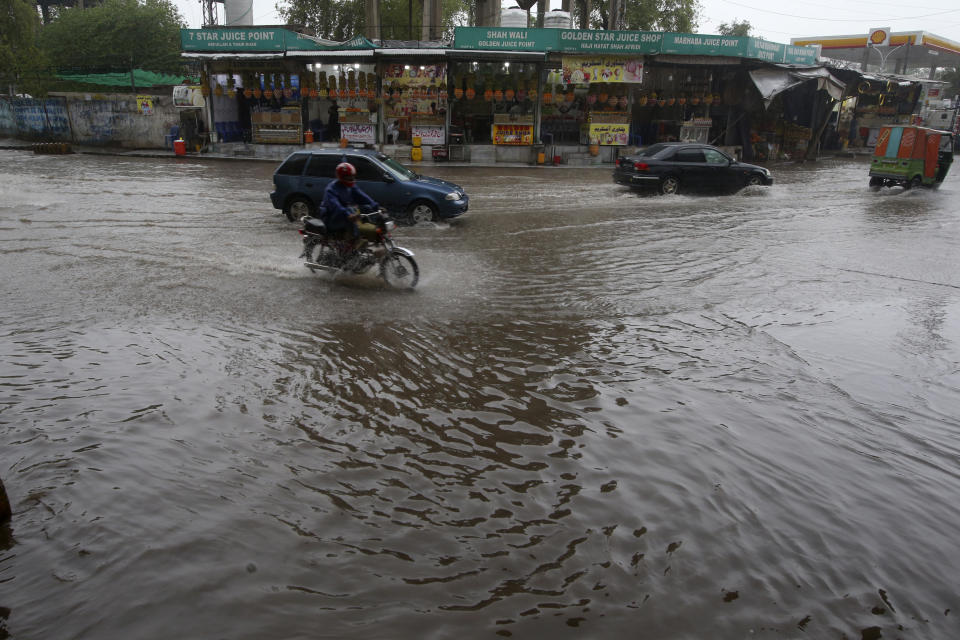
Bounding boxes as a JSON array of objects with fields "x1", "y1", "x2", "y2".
[{"x1": 2, "y1": 150, "x2": 959, "y2": 639}]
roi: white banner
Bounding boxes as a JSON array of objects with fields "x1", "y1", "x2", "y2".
[
  {"x1": 341, "y1": 122, "x2": 375, "y2": 144},
  {"x1": 411, "y1": 125, "x2": 445, "y2": 145}
]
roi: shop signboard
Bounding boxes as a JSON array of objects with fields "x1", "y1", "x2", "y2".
[
  {"x1": 560, "y1": 56, "x2": 643, "y2": 83},
  {"x1": 745, "y1": 39, "x2": 784, "y2": 63},
  {"x1": 181, "y1": 28, "x2": 288, "y2": 52},
  {"x1": 181, "y1": 28, "x2": 377, "y2": 52},
  {"x1": 452, "y1": 27, "x2": 662, "y2": 54},
  {"x1": 453, "y1": 27, "x2": 556, "y2": 51},
  {"x1": 382, "y1": 64, "x2": 446, "y2": 87},
  {"x1": 661, "y1": 33, "x2": 746, "y2": 57},
  {"x1": 341, "y1": 122, "x2": 375, "y2": 144},
  {"x1": 588, "y1": 122, "x2": 629, "y2": 146},
  {"x1": 411, "y1": 125, "x2": 445, "y2": 145},
  {"x1": 781, "y1": 44, "x2": 819, "y2": 65},
  {"x1": 492, "y1": 123, "x2": 534, "y2": 145},
  {"x1": 555, "y1": 29, "x2": 663, "y2": 54}
]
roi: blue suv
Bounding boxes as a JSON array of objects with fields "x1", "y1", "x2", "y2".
[{"x1": 270, "y1": 148, "x2": 469, "y2": 224}]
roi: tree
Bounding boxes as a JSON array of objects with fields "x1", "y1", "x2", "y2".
[
  {"x1": 717, "y1": 18, "x2": 751, "y2": 37},
  {"x1": 38, "y1": 0, "x2": 185, "y2": 77},
  {"x1": 278, "y1": 0, "x2": 471, "y2": 41},
  {"x1": 1, "y1": 0, "x2": 49, "y2": 94},
  {"x1": 938, "y1": 67, "x2": 959, "y2": 97},
  {"x1": 573, "y1": 0, "x2": 700, "y2": 32}
]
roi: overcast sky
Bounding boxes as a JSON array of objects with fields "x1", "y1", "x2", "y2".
[{"x1": 174, "y1": 0, "x2": 960, "y2": 45}]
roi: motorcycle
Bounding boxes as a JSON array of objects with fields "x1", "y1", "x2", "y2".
[{"x1": 298, "y1": 209, "x2": 419, "y2": 289}]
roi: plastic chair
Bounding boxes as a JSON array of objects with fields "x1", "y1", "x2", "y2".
[{"x1": 164, "y1": 125, "x2": 179, "y2": 149}]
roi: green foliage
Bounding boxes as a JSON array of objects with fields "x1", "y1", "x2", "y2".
[
  {"x1": 276, "y1": 0, "x2": 471, "y2": 41},
  {"x1": 938, "y1": 67, "x2": 959, "y2": 97},
  {"x1": 717, "y1": 19, "x2": 751, "y2": 37},
  {"x1": 1, "y1": 0, "x2": 50, "y2": 94},
  {"x1": 38, "y1": 0, "x2": 185, "y2": 75},
  {"x1": 572, "y1": 0, "x2": 700, "y2": 31}
]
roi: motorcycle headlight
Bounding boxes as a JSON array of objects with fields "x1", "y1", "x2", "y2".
[{"x1": 445, "y1": 191, "x2": 461, "y2": 201}]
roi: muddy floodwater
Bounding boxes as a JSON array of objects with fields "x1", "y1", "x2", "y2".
[{"x1": 2, "y1": 150, "x2": 960, "y2": 639}]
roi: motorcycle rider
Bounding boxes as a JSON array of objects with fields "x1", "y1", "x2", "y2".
[{"x1": 321, "y1": 161, "x2": 381, "y2": 255}]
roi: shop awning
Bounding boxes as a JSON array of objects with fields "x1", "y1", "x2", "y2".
[
  {"x1": 285, "y1": 50, "x2": 376, "y2": 58},
  {"x1": 749, "y1": 65, "x2": 846, "y2": 105},
  {"x1": 182, "y1": 53, "x2": 285, "y2": 60}
]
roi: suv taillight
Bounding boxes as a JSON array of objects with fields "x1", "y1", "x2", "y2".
[{"x1": 633, "y1": 162, "x2": 649, "y2": 171}]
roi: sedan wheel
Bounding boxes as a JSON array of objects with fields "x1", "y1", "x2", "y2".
[
  {"x1": 407, "y1": 200, "x2": 438, "y2": 224},
  {"x1": 746, "y1": 174, "x2": 763, "y2": 187},
  {"x1": 659, "y1": 176, "x2": 680, "y2": 195}
]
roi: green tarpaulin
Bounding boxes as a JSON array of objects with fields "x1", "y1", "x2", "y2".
[{"x1": 56, "y1": 70, "x2": 190, "y2": 87}]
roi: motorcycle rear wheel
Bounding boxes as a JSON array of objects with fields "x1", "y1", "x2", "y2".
[
  {"x1": 306, "y1": 243, "x2": 339, "y2": 269},
  {"x1": 380, "y1": 251, "x2": 419, "y2": 289}
]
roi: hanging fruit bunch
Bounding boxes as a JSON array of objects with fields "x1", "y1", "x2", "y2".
[
  {"x1": 317, "y1": 71, "x2": 328, "y2": 98},
  {"x1": 329, "y1": 75, "x2": 338, "y2": 100},
  {"x1": 347, "y1": 69, "x2": 357, "y2": 99},
  {"x1": 200, "y1": 71, "x2": 210, "y2": 96}
]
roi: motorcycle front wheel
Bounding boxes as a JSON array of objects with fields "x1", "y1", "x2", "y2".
[{"x1": 380, "y1": 251, "x2": 419, "y2": 289}]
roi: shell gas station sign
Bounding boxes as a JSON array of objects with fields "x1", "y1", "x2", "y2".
[{"x1": 868, "y1": 27, "x2": 891, "y2": 47}]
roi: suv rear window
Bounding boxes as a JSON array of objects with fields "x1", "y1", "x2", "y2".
[
  {"x1": 349, "y1": 156, "x2": 384, "y2": 181},
  {"x1": 276, "y1": 153, "x2": 309, "y2": 175},
  {"x1": 305, "y1": 154, "x2": 342, "y2": 178}
]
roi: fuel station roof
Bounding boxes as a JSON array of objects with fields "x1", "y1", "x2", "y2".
[{"x1": 790, "y1": 31, "x2": 960, "y2": 70}]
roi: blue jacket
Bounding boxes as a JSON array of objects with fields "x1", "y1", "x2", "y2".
[{"x1": 321, "y1": 181, "x2": 379, "y2": 231}]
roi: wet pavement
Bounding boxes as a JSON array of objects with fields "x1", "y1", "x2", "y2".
[{"x1": 1, "y1": 149, "x2": 959, "y2": 639}]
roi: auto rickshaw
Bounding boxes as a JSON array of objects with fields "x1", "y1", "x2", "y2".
[{"x1": 868, "y1": 125, "x2": 953, "y2": 190}]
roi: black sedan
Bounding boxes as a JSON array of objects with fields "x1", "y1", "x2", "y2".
[{"x1": 614, "y1": 142, "x2": 773, "y2": 195}]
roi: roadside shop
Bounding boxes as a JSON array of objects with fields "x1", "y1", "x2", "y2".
[{"x1": 180, "y1": 25, "x2": 835, "y2": 164}]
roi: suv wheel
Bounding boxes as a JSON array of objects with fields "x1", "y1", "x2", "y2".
[{"x1": 284, "y1": 196, "x2": 314, "y2": 222}]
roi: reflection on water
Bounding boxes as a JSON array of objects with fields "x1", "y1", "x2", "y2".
[{"x1": 2, "y1": 152, "x2": 960, "y2": 639}]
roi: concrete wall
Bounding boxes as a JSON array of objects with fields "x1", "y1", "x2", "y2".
[
  {"x1": 0, "y1": 93, "x2": 180, "y2": 149},
  {"x1": 0, "y1": 97, "x2": 71, "y2": 140}
]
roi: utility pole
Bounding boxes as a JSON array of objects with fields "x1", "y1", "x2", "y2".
[
  {"x1": 202, "y1": 0, "x2": 219, "y2": 27},
  {"x1": 365, "y1": 0, "x2": 381, "y2": 41}
]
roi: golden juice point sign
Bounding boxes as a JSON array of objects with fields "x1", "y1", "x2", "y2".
[
  {"x1": 492, "y1": 124, "x2": 534, "y2": 145},
  {"x1": 589, "y1": 122, "x2": 629, "y2": 145}
]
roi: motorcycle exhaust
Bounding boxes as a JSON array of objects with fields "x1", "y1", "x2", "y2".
[{"x1": 304, "y1": 262, "x2": 338, "y2": 273}]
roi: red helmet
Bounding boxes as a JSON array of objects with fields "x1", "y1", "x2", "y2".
[{"x1": 335, "y1": 162, "x2": 356, "y2": 185}]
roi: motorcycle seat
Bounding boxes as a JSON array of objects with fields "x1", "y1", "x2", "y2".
[{"x1": 303, "y1": 217, "x2": 327, "y2": 235}]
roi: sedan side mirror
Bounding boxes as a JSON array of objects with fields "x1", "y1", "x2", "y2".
[{"x1": 382, "y1": 172, "x2": 395, "y2": 183}]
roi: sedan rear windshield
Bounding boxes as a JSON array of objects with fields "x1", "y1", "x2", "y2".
[{"x1": 634, "y1": 144, "x2": 675, "y2": 159}]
